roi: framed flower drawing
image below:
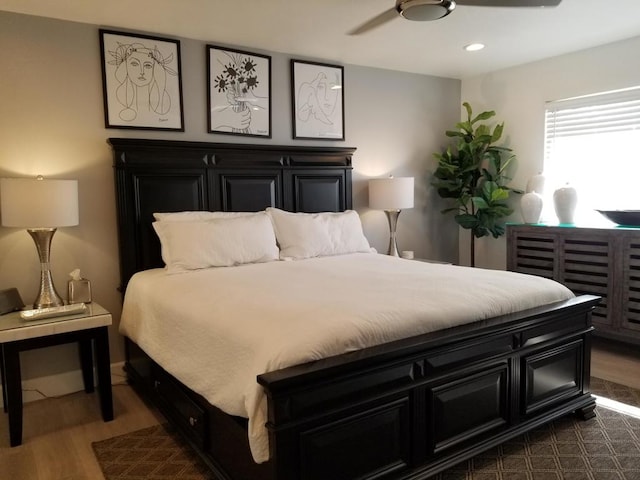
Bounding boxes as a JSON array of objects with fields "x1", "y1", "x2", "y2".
[
  {"x1": 291, "y1": 60, "x2": 344, "y2": 140},
  {"x1": 207, "y1": 45, "x2": 272, "y2": 138},
  {"x1": 99, "y1": 29, "x2": 184, "y2": 131}
]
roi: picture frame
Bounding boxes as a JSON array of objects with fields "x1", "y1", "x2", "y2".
[
  {"x1": 99, "y1": 29, "x2": 184, "y2": 131},
  {"x1": 291, "y1": 60, "x2": 345, "y2": 140},
  {"x1": 207, "y1": 45, "x2": 271, "y2": 138}
]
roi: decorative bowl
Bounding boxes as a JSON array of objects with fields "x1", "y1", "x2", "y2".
[{"x1": 596, "y1": 210, "x2": 640, "y2": 226}]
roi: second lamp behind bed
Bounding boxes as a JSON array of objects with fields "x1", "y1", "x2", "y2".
[{"x1": 369, "y1": 176, "x2": 414, "y2": 256}]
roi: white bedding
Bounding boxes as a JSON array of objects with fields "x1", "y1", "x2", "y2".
[{"x1": 119, "y1": 253, "x2": 574, "y2": 463}]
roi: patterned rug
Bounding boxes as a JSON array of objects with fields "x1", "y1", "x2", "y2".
[
  {"x1": 92, "y1": 378, "x2": 640, "y2": 480},
  {"x1": 92, "y1": 423, "x2": 214, "y2": 479}
]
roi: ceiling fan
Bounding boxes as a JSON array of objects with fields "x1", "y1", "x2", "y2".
[{"x1": 349, "y1": 0, "x2": 562, "y2": 35}]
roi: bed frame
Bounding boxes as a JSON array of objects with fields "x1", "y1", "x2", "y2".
[{"x1": 111, "y1": 138, "x2": 600, "y2": 480}]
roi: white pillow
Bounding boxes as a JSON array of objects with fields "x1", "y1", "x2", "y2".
[
  {"x1": 152, "y1": 213, "x2": 279, "y2": 273},
  {"x1": 266, "y1": 208, "x2": 372, "y2": 260},
  {"x1": 153, "y1": 211, "x2": 260, "y2": 222}
]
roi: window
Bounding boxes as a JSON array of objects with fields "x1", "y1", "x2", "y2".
[{"x1": 544, "y1": 86, "x2": 640, "y2": 224}]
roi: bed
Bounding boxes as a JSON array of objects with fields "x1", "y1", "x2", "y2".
[{"x1": 111, "y1": 138, "x2": 600, "y2": 480}]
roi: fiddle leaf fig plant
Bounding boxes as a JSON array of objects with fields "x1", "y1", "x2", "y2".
[{"x1": 432, "y1": 102, "x2": 521, "y2": 266}]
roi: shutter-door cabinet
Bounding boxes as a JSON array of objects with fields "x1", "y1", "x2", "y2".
[{"x1": 507, "y1": 224, "x2": 640, "y2": 345}]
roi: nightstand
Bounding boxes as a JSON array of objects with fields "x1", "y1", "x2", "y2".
[
  {"x1": 0, "y1": 303, "x2": 114, "y2": 446},
  {"x1": 405, "y1": 257, "x2": 452, "y2": 265}
]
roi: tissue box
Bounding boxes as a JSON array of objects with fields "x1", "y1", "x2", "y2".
[{"x1": 68, "y1": 279, "x2": 92, "y2": 304}]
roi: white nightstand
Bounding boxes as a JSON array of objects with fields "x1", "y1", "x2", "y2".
[{"x1": 0, "y1": 303, "x2": 114, "y2": 446}]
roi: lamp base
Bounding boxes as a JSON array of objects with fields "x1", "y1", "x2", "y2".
[
  {"x1": 27, "y1": 228, "x2": 64, "y2": 309},
  {"x1": 384, "y1": 210, "x2": 401, "y2": 257}
]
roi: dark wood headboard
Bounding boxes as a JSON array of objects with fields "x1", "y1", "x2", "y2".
[{"x1": 110, "y1": 138, "x2": 355, "y2": 291}]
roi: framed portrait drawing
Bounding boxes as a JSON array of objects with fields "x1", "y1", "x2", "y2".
[
  {"x1": 207, "y1": 45, "x2": 271, "y2": 138},
  {"x1": 291, "y1": 60, "x2": 344, "y2": 140},
  {"x1": 99, "y1": 29, "x2": 184, "y2": 131}
]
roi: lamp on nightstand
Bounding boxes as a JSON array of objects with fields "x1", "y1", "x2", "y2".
[
  {"x1": 0, "y1": 176, "x2": 79, "y2": 308},
  {"x1": 369, "y1": 176, "x2": 414, "y2": 257}
]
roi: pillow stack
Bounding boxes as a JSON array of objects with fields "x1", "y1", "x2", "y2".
[{"x1": 152, "y1": 208, "x2": 373, "y2": 273}]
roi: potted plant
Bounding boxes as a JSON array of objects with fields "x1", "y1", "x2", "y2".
[{"x1": 432, "y1": 102, "x2": 521, "y2": 267}]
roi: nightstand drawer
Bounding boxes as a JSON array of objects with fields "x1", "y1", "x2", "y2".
[{"x1": 152, "y1": 366, "x2": 207, "y2": 448}]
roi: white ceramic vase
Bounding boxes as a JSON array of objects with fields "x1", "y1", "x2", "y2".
[
  {"x1": 521, "y1": 192, "x2": 544, "y2": 224},
  {"x1": 526, "y1": 173, "x2": 546, "y2": 195},
  {"x1": 553, "y1": 184, "x2": 578, "y2": 224}
]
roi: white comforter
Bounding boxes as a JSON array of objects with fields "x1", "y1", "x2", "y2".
[{"x1": 119, "y1": 253, "x2": 573, "y2": 462}]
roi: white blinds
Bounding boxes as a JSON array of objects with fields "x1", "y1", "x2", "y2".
[
  {"x1": 543, "y1": 86, "x2": 640, "y2": 221},
  {"x1": 545, "y1": 87, "x2": 640, "y2": 155}
]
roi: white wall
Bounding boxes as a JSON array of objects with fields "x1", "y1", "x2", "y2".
[
  {"x1": 461, "y1": 35, "x2": 640, "y2": 270},
  {"x1": 0, "y1": 11, "x2": 460, "y2": 392}
]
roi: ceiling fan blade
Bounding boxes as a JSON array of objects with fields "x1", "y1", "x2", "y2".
[
  {"x1": 348, "y1": 7, "x2": 399, "y2": 35},
  {"x1": 456, "y1": 0, "x2": 561, "y2": 6}
]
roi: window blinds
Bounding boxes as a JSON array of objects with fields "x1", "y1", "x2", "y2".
[
  {"x1": 543, "y1": 86, "x2": 640, "y2": 221},
  {"x1": 545, "y1": 87, "x2": 640, "y2": 154}
]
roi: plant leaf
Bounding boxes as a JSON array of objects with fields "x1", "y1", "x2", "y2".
[
  {"x1": 471, "y1": 110, "x2": 495, "y2": 124},
  {"x1": 471, "y1": 196, "x2": 489, "y2": 210},
  {"x1": 455, "y1": 213, "x2": 478, "y2": 230},
  {"x1": 491, "y1": 123, "x2": 504, "y2": 143}
]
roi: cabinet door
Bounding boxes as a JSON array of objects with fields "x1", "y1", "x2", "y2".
[
  {"x1": 211, "y1": 170, "x2": 282, "y2": 211},
  {"x1": 121, "y1": 171, "x2": 207, "y2": 275},
  {"x1": 522, "y1": 339, "x2": 584, "y2": 416},
  {"x1": 507, "y1": 228, "x2": 558, "y2": 279},
  {"x1": 286, "y1": 170, "x2": 348, "y2": 212},
  {"x1": 425, "y1": 362, "x2": 510, "y2": 455},
  {"x1": 298, "y1": 396, "x2": 411, "y2": 480},
  {"x1": 622, "y1": 237, "x2": 640, "y2": 334},
  {"x1": 559, "y1": 234, "x2": 613, "y2": 328}
]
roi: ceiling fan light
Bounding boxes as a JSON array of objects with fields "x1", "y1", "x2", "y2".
[{"x1": 398, "y1": 0, "x2": 456, "y2": 21}]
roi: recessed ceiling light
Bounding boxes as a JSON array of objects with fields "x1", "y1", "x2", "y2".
[{"x1": 464, "y1": 43, "x2": 485, "y2": 52}]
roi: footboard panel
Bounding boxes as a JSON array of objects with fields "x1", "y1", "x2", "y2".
[{"x1": 258, "y1": 295, "x2": 599, "y2": 480}]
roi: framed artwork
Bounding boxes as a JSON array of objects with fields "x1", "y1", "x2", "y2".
[
  {"x1": 291, "y1": 60, "x2": 345, "y2": 140},
  {"x1": 99, "y1": 29, "x2": 184, "y2": 131},
  {"x1": 207, "y1": 45, "x2": 271, "y2": 138}
]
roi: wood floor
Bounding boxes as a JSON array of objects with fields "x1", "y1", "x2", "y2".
[{"x1": 0, "y1": 337, "x2": 639, "y2": 480}]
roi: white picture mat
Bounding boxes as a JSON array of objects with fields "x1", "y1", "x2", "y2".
[
  {"x1": 208, "y1": 46, "x2": 271, "y2": 137},
  {"x1": 292, "y1": 61, "x2": 344, "y2": 140},
  {"x1": 100, "y1": 30, "x2": 183, "y2": 130}
]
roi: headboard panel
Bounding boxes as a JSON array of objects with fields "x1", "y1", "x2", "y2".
[{"x1": 109, "y1": 138, "x2": 355, "y2": 291}]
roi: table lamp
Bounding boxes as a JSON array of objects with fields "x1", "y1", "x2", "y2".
[
  {"x1": 0, "y1": 177, "x2": 79, "y2": 309},
  {"x1": 369, "y1": 176, "x2": 414, "y2": 256}
]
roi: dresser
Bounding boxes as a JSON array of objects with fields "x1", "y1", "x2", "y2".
[{"x1": 506, "y1": 224, "x2": 640, "y2": 345}]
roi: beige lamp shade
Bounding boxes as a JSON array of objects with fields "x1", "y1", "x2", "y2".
[
  {"x1": 0, "y1": 178, "x2": 79, "y2": 228},
  {"x1": 369, "y1": 177, "x2": 414, "y2": 210}
]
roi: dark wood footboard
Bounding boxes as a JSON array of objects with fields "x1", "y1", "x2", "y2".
[{"x1": 125, "y1": 294, "x2": 599, "y2": 480}]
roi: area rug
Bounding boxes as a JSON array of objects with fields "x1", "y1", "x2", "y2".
[
  {"x1": 92, "y1": 378, "x2": 640, "y2": 480},
  {"x1": 92, "y1": 423, "x2": 214, "y2": 480}
]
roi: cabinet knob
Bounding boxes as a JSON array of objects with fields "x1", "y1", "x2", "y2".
[
  {"x1": 154, "y1": 380, "x2": 160, "y2": 389},
  {"x1": 189, "y1": 416, "x2": 198, "y2": 427}
]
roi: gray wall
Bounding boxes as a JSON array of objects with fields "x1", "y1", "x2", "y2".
[{"x1": 0, "y1": 11, "x2": 460, "y2": 390}]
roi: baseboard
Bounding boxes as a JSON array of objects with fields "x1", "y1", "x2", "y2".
[{"x1": 0, "y1": 361, "x2": 126, "y2": 406}]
